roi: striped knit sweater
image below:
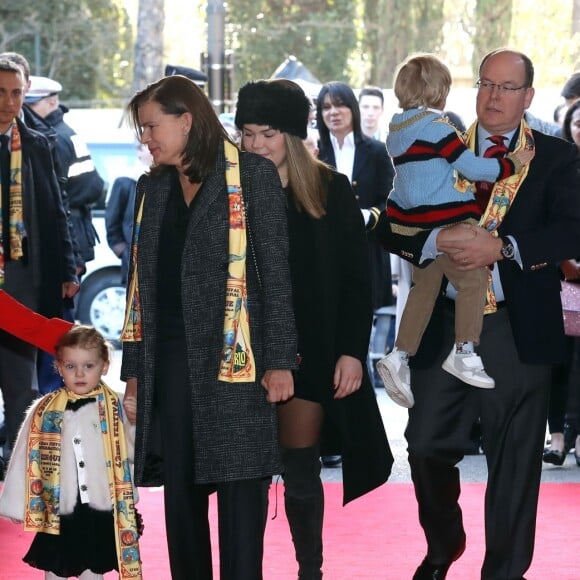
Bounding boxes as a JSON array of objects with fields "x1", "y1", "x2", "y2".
[{"x1": 386, "y1": 108, "x2": 517, "y2": 235}]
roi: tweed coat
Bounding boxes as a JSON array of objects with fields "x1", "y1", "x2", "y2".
[
  {"x1": 288, "y1": 171, "x2": 393, "y2": 504},
  {"x1": 318, "y1": 136, "x2": 394, "y2": 309},
  {"x1": 121, "y1": 145, "x2": 297, "y2": 486}
]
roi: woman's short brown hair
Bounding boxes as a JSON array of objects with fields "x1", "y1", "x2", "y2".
[
  {"x1": 393, "y1": 53, "x2": 452, "y2": 110},
  {"x1": 127, "y1": 75, "x2": 231, "y2": 183}
]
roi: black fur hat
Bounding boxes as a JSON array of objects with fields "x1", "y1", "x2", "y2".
[{"x1": 235, "y1": 79, "x2": 311, "y2": 139}]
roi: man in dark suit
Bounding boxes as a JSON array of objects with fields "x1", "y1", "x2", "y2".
[
  {"x1": 0, "y1": 59, "x2": 78, "y2": 463},
  {"x1": 377, "y1": 49, "x2": 580, "y2": 579}
]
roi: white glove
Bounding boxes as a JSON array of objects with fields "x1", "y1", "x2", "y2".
[{"x1": 361, "y1": 208, "x2": 371, "y2": 225}]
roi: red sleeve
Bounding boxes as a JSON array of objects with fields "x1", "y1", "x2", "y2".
[{"x1": 0, "y1": 290, "x2": 73, "y2": 353}]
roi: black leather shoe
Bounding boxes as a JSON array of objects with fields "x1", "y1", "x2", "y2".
[
  {"x1": 321, "y1": 454, "x2": 342, "y2": 467},
  {"x1": 412, "y1": 558, "x2": 451, "y2": 579},
  {"x1": 543, "y1": 447, "x2": 566, "y2": 466},
  {"x1": 413, "y1": 542, "x2": 465, "y2": 580}
]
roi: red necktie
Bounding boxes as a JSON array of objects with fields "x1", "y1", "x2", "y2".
[{"x1": 474, "y1": 135, "x2": 508, "y2": 213}]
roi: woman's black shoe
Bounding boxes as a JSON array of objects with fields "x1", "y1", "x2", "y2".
[{"x1": 542, "y1": 447, "x2": 566, "y2": 466}]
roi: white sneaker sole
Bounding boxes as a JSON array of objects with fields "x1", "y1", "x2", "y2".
[
  {"x1": 441, "y1": 358, "x2": 495, "y2": 389},
  {"x1": 376, "y1": 356, "x2": 415, "y2": 408}
]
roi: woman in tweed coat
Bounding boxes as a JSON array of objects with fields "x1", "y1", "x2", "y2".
[{"x1": 120, "y1": 75, "x2": 297, "y2": 579}]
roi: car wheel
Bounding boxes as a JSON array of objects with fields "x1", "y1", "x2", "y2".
[{"x1": 77, "y1": 268, "x2": 125, "y2": 346}]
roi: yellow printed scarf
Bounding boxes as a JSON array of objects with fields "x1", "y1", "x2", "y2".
[
  {"x1": 458, "y1": 120, "x2": 534, "y2": 312},
  {"x1": 119, "y1": 195, "x2": 144, "y2": 342},
  {"x1": 25, "y1": 383, "x2": 142, "y2": 579},
  {"x1": 120, "y1": 141, "x2": 256, "y2": 382},
  {"x1": 218, "y1": 141, "x2": 255, "y2": 382},
  {"x1": 0, "y1": 121, "x2": 25, "y2": 287}
]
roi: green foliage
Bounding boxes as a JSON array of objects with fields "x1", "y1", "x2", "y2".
[
  {"x1": 510, "y1": 1, "x2": 580, "y2": 86},
  {"x1": 366, "y1": 0, "x2": 445, "y2": 87},
  {"x1": 0, "y1": 0, "x2": 133, "y2": 106},
  {"x1": 472, "y1": 0, "x2": 513, "y2": 76},
  {"x1": 227, "y1": 0, "x2": 359, "y2": 87}
]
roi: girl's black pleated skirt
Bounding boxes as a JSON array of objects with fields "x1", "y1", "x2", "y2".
[{"x1": 23, "y1": 496, "x2": 118, "y2": 576}]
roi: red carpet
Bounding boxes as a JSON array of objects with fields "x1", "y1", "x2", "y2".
[{"x1": 1, "y1": 482, "x2": 579, "y2": 579}]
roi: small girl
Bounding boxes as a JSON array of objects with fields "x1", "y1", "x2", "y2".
[
  {"x1": 0, "y1": 325, "x2": 142, "y2": 580},
  {"x1": 377, "y1": 53, "x2": 533, "y2": 407}
]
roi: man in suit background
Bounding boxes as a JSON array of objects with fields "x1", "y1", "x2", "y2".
[
  {"x1": 0, "y1": 59, "x2": 78, "y2": 464},
  {"x1": 378, "y1": 49, "x2": 580, "y2": 579},
  {"x1": 359, "y1": 85, "x2": 387, "y2": 141}
]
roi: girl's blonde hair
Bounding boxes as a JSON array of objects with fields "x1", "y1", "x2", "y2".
[
  {"x1": 55, "y1": 325, "x2": 111, "y2": 364},
  {"x1": 394, "y1": 53, "x2": 452, "y2": 110},
  {"x1": 284, "y1": 133, "x2": 331, "y2": 218}
]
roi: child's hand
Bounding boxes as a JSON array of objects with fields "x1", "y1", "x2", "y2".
[
  {"x1": 123, "y1": 378, "x2": 138, "y2": 424},
  {"x1": 437, "y1": 224, "x2": 478, "y2": 249},
  {"x1": 509, "y1": 148, "x2": 534, "y2": 170},
  {"x1": 123, "y1": 396, "x2": 137, "y2": 423}
]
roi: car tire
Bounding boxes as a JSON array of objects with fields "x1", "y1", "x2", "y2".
[{"x1": 77, "y1": 267, "x2": 125, "y2": 347}]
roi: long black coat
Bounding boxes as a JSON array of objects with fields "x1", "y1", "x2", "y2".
[
  {"x1": 288, "y1": 171, "x2": 393, "y2": 504},
  {"x1": 319, "y1": 136, "x2": 395, "y2": 309},
  {"x1": 44, "y1": 106, "x2": 104, "y2": 263},
  {"x1": 121, "y1": 147, "x2": 298, "y2": 486},
  {"x1": 17, "y1": 119, "x2": 77, "y2": 317}
]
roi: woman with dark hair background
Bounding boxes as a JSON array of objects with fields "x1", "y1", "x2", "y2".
[
  {"x1": 236, "y1": 78, "x2": 392, "y2": 580},
  {"x1": 316, "y1": 82, "x2": 395, "y2": 402}
]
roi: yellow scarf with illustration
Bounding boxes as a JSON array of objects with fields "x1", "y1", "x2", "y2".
[
  {"x1": 120, "y1": 140, "x2": 256, "y2": 382},
  {"x1": 24, "y1": 383, "x2": 142, "y2": 579},
  {"x1": 456, "y1": 119, "x2": 534, "y2": 313},
  {"x1": 0, "y1": 120, "x2": 25, "y2": 287}
]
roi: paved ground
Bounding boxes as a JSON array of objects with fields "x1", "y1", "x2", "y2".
[{"x1": 3, "y1": 348, "x2": 580, "y2": 483}]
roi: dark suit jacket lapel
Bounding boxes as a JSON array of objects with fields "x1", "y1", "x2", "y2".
[
  {"x1": 319, "y1": 143, "x2": 337, "y2": 169},
  {"x1": 352, "y1": 139, "x2": 370, "y2": 183}
]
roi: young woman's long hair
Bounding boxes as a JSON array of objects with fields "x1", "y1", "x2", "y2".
[
  {"x1": 127, "y1": 75, "x2": 233, "y2": 183},
  {"x1": 284, "y1": 133, "x2": 332, "y2": 219}
]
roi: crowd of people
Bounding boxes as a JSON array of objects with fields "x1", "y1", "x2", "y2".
[{"x1": 0, "y1": 46, "x2": 579, "y2": 580}]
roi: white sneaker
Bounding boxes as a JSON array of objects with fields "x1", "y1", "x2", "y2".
[
  {"x1": 376, "y1": 350, "x2": 414, "y2": 408},
  {"x1": 441, "y1": 348, "x2": 495, "y2": 389}
]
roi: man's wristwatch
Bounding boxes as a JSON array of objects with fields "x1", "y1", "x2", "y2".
[{"x1": 500, "y1": 236, "x2": 515, "y2": 260}]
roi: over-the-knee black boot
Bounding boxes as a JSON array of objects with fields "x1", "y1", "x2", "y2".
[{"x1": 281, "y1": 446, "x2": 324, "y2": 580}]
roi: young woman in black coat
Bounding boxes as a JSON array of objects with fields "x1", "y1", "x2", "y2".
[{"x1": 236, "y1": 79, "x2": 393, "y2": 579}]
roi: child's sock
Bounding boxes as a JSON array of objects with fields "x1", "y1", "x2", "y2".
[
  {"x1": 455, "y1": 341, "x2": 474, "y2": 355},
  {"x1": 398, "y1": 349, "x2": 410, "y2": 363}
]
